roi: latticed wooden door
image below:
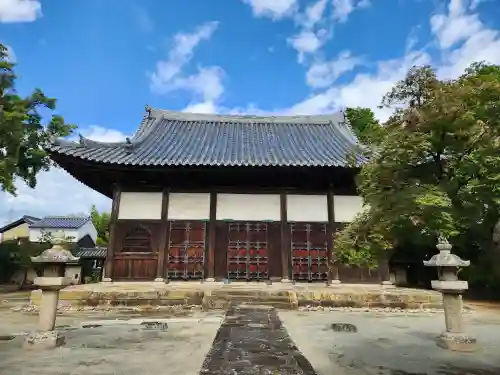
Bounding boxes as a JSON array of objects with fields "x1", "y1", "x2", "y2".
[
  {"x1": 227, "y1": 222, "x2": 268, "y2": 281},
  {"x1": 291, "y1": 223, "x2": 329, "y2": 282},
  {"x1": 167, "y1": 221, "x2": 206, "y2": 280}
]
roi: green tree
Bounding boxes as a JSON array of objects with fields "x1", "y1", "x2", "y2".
[
  {"x1": 90, "y1": 205, "x2": 111, "y2": 245},
  {"x1": 0, "y1": 43, "x2": 76, "y2": 195},
  {"x1": 345, "y1": 107, "x2": 385, "y2": 146},
  {"x1": 334, "y1": 63, "x2": 500, "y2": 277},
  {"x1": 0, "y1": 240, "x2": 47, "y2": 286}
]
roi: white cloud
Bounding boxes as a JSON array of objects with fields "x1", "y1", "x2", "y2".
[
  {"x1": 241, "y1": 0, "x2": 298, "y2": 20},
  {"x1": 287, "y1": 50, "x2": 431, "y2": 120},
  {"x1": 287, "y1": 0, "x2": 332, "y2": 63},
  {"x1": 299, "y1": 0, "x2": 328, "y2": 28},
  {"x1": 430, "y1": 0, "x2": 483, "y2": 49},
  {"x1": 0, "y1": 0, "x2": 41, "y2": 23},
  {"x1": 0, "y1": 126, "x2": 126, "y2": 226},
  {"x1": 469, "y1": 0, "x2": 485, "y2": 10},
  {"x1": 332, "y1": 0, "x2": 370, "y2": 23},
  {"x1": 149, "y1": 21, "x2": 225, "y2": 113},
  {"x1": 4, "y1": 44, "x2": 15, "y2": 62},
  {"x1": 306, "y1": 50, "x2": 364, "y2": 88},
  {"x1": 150, "y1": 21, "x2": 218, "y2": 91},
  {"x1": 279, "y1": 0, "x2": 500, "y2": 121},
  {"x1": 183, "y1": 101, "x2": 218, "y2": 114},
  {"x1": 287, "y1": 29, "x2": 331, "y2": 62},
  {"x1": 433, "y1": 0, "x2": 500, "y2": 78}
]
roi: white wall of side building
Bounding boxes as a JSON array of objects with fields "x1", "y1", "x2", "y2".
[
  {"x1": 29, "y1": 228, "x2": 80, "y2": 242},
  {"x1": 29, "y1": 222, "x2": 97, "y2": 243}
]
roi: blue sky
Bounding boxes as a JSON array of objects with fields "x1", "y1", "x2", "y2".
[{"x1": 0, "y1": 0, "x2": 499, "y2": 225}]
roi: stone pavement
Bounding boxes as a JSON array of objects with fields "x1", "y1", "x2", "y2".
[
  {"x1": 29, "y1": 281, "x2": 442, "y2": 311},
  {"x1": 200, "y1": 305, "x2": 318, "y2": 375}
]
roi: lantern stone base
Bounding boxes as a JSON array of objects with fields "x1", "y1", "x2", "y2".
[
  {"x1": 23, "y1": 331, "x2": 66, "y2": 351},
  {"x1": 436, "y1": 332, "x2": 477, "y2": 352},
  {"x1": 381, "y1": 280, "x2": 396, "y2": 289}
]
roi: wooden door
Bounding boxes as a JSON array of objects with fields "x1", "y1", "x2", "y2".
[
  {"x1": 226, "y1": 222, "x2": 269, "y2": 281},
  {"x1": 290, "y1": 222, "x2": 329, "y2": 282},
  {"x1": 166, "y1": 221, "x2": 206, "y2": 280},
  {"x1": 112, "y1": 221, "x2": 159, "y2": 280}
]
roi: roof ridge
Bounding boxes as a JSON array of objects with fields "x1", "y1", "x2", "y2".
[
  {"x1": 148, "y1": 107, "x2": 344, "y2": 125},
  {"x1": 42, "y1": 215, "x2": 89, "y2": 219}
]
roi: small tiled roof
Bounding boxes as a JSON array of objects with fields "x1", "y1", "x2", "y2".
[
  {"x1": 30, "y1": 216, "x2": 90, "y2": 229},
  {"x1": 75, "y1": 247, "x2": 107, "y2": 258},
  {"x1": 46, "y1": 107, "x2": 366, "y2": 167},
  {"x1": 0, "y1": 215, "x2": 41, "y2": 233}
]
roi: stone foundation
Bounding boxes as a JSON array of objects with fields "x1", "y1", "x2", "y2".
[
  {"x1": 437, "y1": 332, "x2": 477, "y2": 352},
  {"x1": 22, "y1": 331, "x2": 66, "y2": 351},
  {"x1": 29, "y1": 282, "x2": 442, "y2": 311}
]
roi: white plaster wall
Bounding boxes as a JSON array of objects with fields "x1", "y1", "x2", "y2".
[
  {"x1": 118, "y1": 192, "x2": 163, "y2": 220},
  {"x1": 333, "y1": 195, "x2": 364, "y2": 222},
  {"x1": 168, "y1": 193, "x2": 210, "y2": 220},
  {"x1": 29, "y1": 228, "x2": 79, "y2": 242},
  {"x1": 216, "y1": 194, "x2": 281, "y2": 221},
  {"x1": 79, "y1": 221, "x2": 98, "y2": 243},
  {"x1": 287, "y1": 195, "x2": 328, "y2": 222}
]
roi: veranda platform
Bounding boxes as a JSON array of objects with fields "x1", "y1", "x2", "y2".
[{"x1": 29, "y1": 281, "x2": 442, "y2": 310}]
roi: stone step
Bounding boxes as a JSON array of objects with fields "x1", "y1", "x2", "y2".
[{"x1": 29, "y1": 286, "x2": 443, "y2": 311}]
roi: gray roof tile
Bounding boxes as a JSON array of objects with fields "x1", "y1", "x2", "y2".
[
  {"x1": 75, "y1": 247, "x2": 107, "y2": 258},
  {"x1": 47, "y1": 108, "x2": 366, "y2": 167},
  {"x1": 30, "y1": 216, "x2": 90, "y2": 229}
]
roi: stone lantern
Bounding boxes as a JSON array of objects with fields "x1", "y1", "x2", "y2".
[
  {"x1": 423, "y1": 235, "x2": 476, "y2": 352},
  {"x1": 23, "y1": 231, "x2": 79, "y2": 350}
]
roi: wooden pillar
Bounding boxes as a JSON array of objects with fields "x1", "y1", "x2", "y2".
[
  {"x1": 326, "y1": 187, "x2": 340, "y2": 284},
  {"x1": 280, "y1": 192, "x2": 291, "y2": 282},
  {"x1": 206, "y1": 192, "x2": 217, "y2": 282},
  {"x1": 155, "y1": 188, "x2": 169, "y2": 282},
  {"x1": 103, "y1": 184, "x2": 121, "y2": 282}
]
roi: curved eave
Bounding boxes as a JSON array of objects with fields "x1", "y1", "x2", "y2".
[
  {"x1": 49, "y1": 150, "x2": 362, "y2": 198},
  {"x1": 47, "y1": 144, "x2": 368, "y2": 168}
]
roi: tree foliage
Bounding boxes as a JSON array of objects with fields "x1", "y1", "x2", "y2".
[
  {"x1": 334, "y1": 63, "x2": 500, "y2": 275},
  {"x1": 0, "y1": 240, "x2": 46, "y2": 284},
  {"x1": 90, "y1": 205, "x2": 111, "y2": 246},
  {"x1": 0, "y1": 232, "x2": 76, "y2": 285},
  {"x1": 345, "y1": 107, "x2": 385, "y2": 146},
  {"x1": 0, "y1": 43, "x2": 76, "y2": 195}
]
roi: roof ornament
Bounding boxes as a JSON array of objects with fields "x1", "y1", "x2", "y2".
[
  {"x1": 145, "y1": 104, "x2": 152, "y2": 119},
  {"x1": 125, "y1": 137, "x2": 133, "y2": 147},
  {"x1": 78, "y1": 133, "x2": 86, "y2": 146},
  {"x1": 340, "y1": 108, "x2": 347, "y2": 124},
  {"x1": 124, "y1": 137, "x2": 134, "y2": 152}
]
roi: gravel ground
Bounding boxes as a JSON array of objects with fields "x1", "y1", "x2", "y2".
[
  {"x1": 0, "y1": 312, "x2": 223, "y2": 375},
  {"x1": 1, "y1": 300, "x2": 500, "y2": 375},
  {"x1": 280, "y1": 309, "x2": 500, "y2": 375}
]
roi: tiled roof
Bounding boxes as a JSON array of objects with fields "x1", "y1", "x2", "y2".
[
  {"x1": 30, "y1": 216, "x2": 90, "y2": 229},
  {"x1": 47, "y1": 108, "x2": 366, "y2": 167},
  {"x1": 75, "y1": 247, "x2": 107, "y2": 258}
]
